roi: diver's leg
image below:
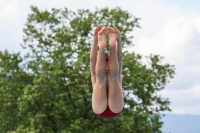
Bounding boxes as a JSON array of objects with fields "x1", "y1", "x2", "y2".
[
  {"x1": 92, "y1": 27, "x2": 108, "y2": 114},
  {"x1": 107, "y1": 27, "x2": 124, "y2": 113}
]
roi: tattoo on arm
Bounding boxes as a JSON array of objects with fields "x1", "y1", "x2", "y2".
[{"x1": 90, "y1": 58, "x2": 93, "y2": 62}]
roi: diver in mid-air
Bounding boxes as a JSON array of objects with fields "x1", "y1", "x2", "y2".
[{"x1": 90, "y1": 25, "x2": 124, "y2": 118}]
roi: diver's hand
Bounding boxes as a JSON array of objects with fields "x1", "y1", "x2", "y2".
[
  {"x1": 113, "y1": 26, "x2": 121, "y2": 41},
  {"x1": 93, "y1": 25, "x2": 102, "y2": 42}
]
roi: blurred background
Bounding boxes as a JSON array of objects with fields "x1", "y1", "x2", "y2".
[{"x1": 0, "y1": 0, "x2": 200, "y2": 132}]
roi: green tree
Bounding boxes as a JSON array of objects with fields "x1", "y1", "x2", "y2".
[{"x1": 0, "y1": 6, "x2": 175, "y2": 133}]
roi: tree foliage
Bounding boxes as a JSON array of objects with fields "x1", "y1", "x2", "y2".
[{"x1": 0, "y1": 6, "x2": 175, "y2": 133}]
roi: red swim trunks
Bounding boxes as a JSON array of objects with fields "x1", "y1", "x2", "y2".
[{"x1": 93, "y1": 106, "x2": 121, "y2": 118}]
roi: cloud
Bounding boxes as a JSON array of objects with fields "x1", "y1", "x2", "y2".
[
  {"x1": 89, "y1": 0, "x2": 107, "y2": 5},
  {"x1": 0, "y1": 0, "x2": 20, "y2": 26},
  {"x1": 134, "y1": 18, "x2": 200, "y2": 63},
  {"x1": 133, "y1": 17, "x2": 200, "y2": 114},
  {"x1": 134, "y1": 17, "x2": 200, "y2": 83},
  {"x1": 0, "y1": 0, "x2": 22, "y2": 53},
  {"x1": 1, "y1": 0, "x2": 19, "y2": 17},
  {"x1": 159, "y1": 85, "x2": 200, "y2": 115}
]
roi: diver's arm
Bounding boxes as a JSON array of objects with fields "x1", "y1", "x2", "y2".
[
  {"x1": 90, "y1": 26, "x2": 102, "y2": 87},
  {"x1": 114, "y1": 26, "x2": 122, "y2": 73},
  {"x1": 90, "y1": 39, "x2": 98, "y2": 76}
]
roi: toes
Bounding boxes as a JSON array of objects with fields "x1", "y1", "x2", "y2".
[
  {"x1": 98, "y1": 27, "x2": 107, "y2": 35},
  {"x1": 107, "y1": 26, "x2": 112, "y2": 32},
  {"x1": 107, "y1": 27, "x2": 117, "y2": 37},
  {"x1": 107, "y1": 27, "x2": 116, "y2": 34}
]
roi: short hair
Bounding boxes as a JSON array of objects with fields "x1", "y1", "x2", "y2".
[
  {"x1": 97, "y1": 46, "x2": 109, "y2": 62},
  {"x1": 105, "y1": 51, "x2": 109, "y2": 62}
]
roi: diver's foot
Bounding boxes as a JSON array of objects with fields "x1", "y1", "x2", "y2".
[
  {"x1": 107, "y1": 26, "x2": 118, "y2": 47},
  {"x1": 98, "y1": 27, "x2": 107, "y2": 49}
]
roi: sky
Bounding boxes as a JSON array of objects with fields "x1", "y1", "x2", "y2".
[{"x1": 0, "y1": 0, "x2": 200, "y2": 115}]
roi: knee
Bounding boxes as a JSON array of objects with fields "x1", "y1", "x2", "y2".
[
  {"x1": 97, "y1": 76, "x2": 104, "y2": 82},
  {"x1": 109, "y1": 71, "x2": 119, "y2": 79},
  {"x1": 108, "y1": 75, "x2": 118, "y2": 82},
  {"x1": 96, "y1": 70, "x2": 106, "y2": 81},
  {"x1": 96, "y1": 75, "x2": 107, "y2": 83},
  {"x1": 108, "y1": 65, "x2": 119, "y2": 77}
]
